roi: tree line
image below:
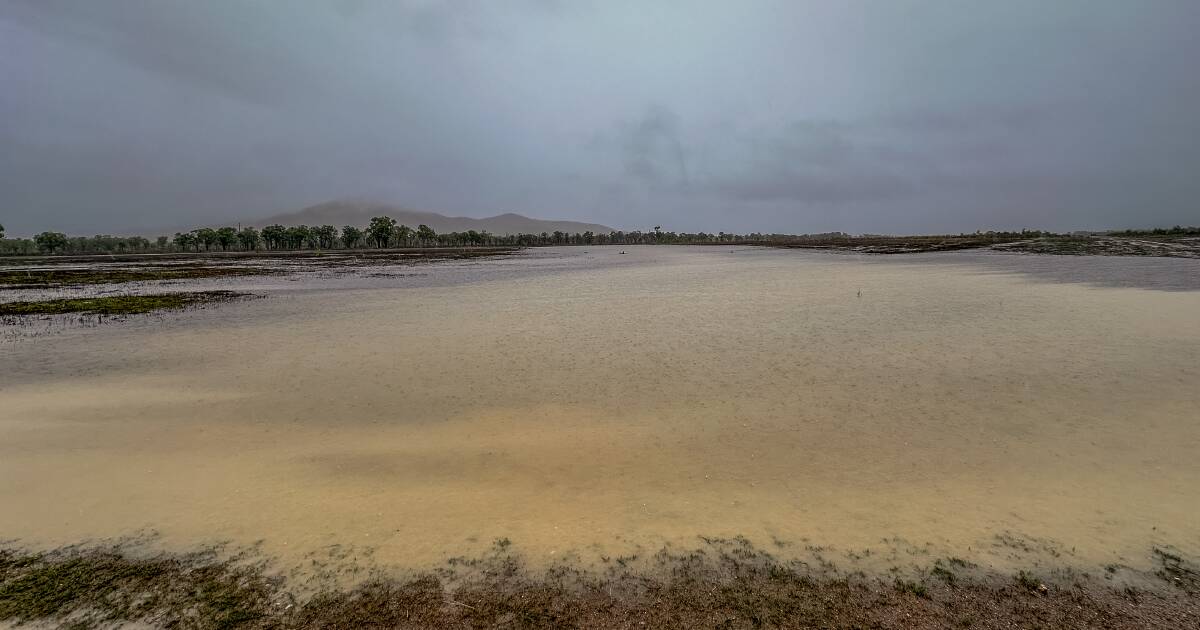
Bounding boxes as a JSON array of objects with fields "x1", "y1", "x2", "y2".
[
  {"x1": 2, "y1": 217, "x2": 1197, "y2": 255},
  {"x1": 1, "y1": 218, "x2": 770, "y2": 255}
]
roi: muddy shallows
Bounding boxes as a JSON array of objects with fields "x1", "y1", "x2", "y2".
[
  {"x1": 0, "y1": 291, "x2": 250, "y2": 316},
  {"x1": 3, "y1": 247, "x2": 1200, "y2": 570},
  {"x1": 0, "y1": 538, "x2": 1196, "y2": 629}
]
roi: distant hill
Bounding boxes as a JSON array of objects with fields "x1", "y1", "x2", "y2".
[{"x1": 245, "y1": 201, "x2": 614, "y2": 236}]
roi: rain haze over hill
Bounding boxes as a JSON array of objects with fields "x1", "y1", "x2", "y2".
[
  {"x1": 2, "y1": 1, "x2": 1199, "y2": 236},
  {"x1": 241, "y1": 201, "x2": 614, "y2": 237}
]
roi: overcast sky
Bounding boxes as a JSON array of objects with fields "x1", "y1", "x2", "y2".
[{"x1": 3, "y1": 0, "x2": 1198, "y2": 235}]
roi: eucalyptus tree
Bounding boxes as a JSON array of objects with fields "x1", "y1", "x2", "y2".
[
  {"x1": 315, "y1": 225, "x2": 338, "y2": 249},
  {"x1": 393, "y1": 224, "x2": 413, "y2": 247},
  {"x1": 34, "y1": 231, "x2": 68, "y2": 254},
  {"x1": 285, "y1": 225, "x2": 312, "y2": 249},
  {"x1": 417, "y1": 224, "x2": 436, "y2": 246},
  {"x1": 192, "y1": 228, "x2": 218, "y2": 251},
  {"x1": 367, "y1": 216, "x2": 397, "y2": 248},
  {"x1": 341, "y1": 226, "x2": 363, "y2": 248},
  {"x1": 215, "y1": 227, "x2": 238, "y2": 251},
  {"x1": 237, "y1": 227, "x2": 260, "y2": 251},
  {"x1": 261, "y1": 225, "x2": 286, "y2": 250}
]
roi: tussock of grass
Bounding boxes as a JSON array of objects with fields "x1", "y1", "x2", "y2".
[{"x1": 0, "y1": 291, "x2": 248, "y2": 316}]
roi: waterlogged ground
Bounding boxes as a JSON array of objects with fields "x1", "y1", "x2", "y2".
[{"x1": 2, "y1": 246, "x2": 1198, "y2": 578}]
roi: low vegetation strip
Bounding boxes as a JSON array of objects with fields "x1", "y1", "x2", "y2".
[
  {"x1": 770, "y1": 234, "x2": 1200, "y2": 257},
  {"x1": 0, "y1": 541, "x2": 1195, "y2": 629},
  {"x1": 0, "y1": 291, "x2": 249, "y2": 316},
  {"x1": 0, "y1": 266, "x2": 266, "y2": 289}
]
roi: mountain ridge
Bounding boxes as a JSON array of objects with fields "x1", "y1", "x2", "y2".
[{"x1": 245, "y1": 201, "x2": 615, "y2": 236}]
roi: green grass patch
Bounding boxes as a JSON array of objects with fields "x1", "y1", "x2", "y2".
[{"x1": 0, "y1": 547, "x2": 275, "y2": 628}]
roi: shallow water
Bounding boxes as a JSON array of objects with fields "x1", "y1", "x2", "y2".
[{"x1": 2, "y1": 246, "x2": 1198, "y2": 573}]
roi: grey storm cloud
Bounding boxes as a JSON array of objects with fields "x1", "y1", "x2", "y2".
[
  {"x1": 2, "y1": 0, "x2": 1199, "y2": 236},
  {"x1": 620, "y1": 106, "x2": 690, "y2": 188}
]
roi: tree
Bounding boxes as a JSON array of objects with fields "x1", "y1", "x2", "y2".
[
  {"x1": 315, "y1": 225, "x2": 338, "y2": 249},
  {"x1": 215, "y1": 226, "x2": 238, "y2": 251},
  {"x1": 237, "y1": 227, "x2": 260, "y2": 251},
  {"x1": 192, "y1": 228, "x2": 218, "y2": 251},
  {"x1": 286, "y1": 225, "x2": 312, "y2": 249},
  {"x1": 0, "y1": 223, "x2": 5, "y2": 239},
  {"x1": 341, "y1": 226, "x2": 363, "y2": 248},
  {"x1": 261, "y1": 224, "x2": 286, "y2": 250},
  {"x1": 304, "y1": 226, "x2": 320, "y2": 249},
  {"x1": 34, "y1": 231, "x2": 68, "y2": 254},
  {"x1": 367, "y1": 216, "x2": 397, "y2": 248},
  {"x1": 394, "y1": 224, "x2": 413, "y2": 247},
  {"x1": 417, "y1": 224, "x2": 437, "y2": 245}
]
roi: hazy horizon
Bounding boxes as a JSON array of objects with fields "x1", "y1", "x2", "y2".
[{"x1": 4, "y1": 1, "x2": 1199, "y2": 236}]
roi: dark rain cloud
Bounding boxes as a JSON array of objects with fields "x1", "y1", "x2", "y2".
[{"x1": 2, "y1": 1, "x2": 1198, "y2": 235}]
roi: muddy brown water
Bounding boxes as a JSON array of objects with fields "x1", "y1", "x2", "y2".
[{"x1": 1, "y1": 246, "x2": 1198, "y2": 574}]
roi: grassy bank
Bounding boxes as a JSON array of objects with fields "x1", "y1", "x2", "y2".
[
  {"x1": 1, "y1": 539, "x2": 1195, "y2": 629},
  {"x1": 0, "y1": 291, "x2": 249, "y2": 316}
]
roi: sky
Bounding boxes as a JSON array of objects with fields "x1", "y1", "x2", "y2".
[{"x1": 2, "y1": 0, "x2": 1199, "y2": 236}]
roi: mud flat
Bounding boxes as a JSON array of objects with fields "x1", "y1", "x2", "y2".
[{"x1": 771, "y1": 234, "x2": 1200, "y2": 257}]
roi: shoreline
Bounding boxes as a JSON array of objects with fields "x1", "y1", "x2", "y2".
[
  {"x1": 2, "y1": 536, "x2": 1196, "y2": 628},
  {"x1": 3, "y1": 234, "x2": 1199, "y2": 267},
  {"x1": 767, "y1": 234, "x2": 1200, "y2": 257}
]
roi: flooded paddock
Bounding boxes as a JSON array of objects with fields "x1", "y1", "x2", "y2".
[{"x1": 2, "y1": 246, "x2": 1198, "y2": 574}]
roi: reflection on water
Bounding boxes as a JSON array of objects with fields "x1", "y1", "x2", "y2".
[
  {"x1": 2, "y1": 246, "x2": 1198, "y2": 573},
  {"x1": 895, "y1": 250, "x2": 1200, "y2": 292}
]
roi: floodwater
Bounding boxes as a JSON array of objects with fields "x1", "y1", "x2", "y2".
[{"x1": 2, "y1": 246, "x2": 1198, "y2": 573}]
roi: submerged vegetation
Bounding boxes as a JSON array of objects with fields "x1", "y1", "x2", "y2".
[
  {"x1": 0, "y1": 248, "x2": 516, "y2": 331},
  {"x1": 0, "y1": 291, "x2": 248, "y2": 316},
  {"x1": 0, "y1": 539, "x2": 1196, "y2": 629},
  {"x1": 0, "y1": 266, "x2": 265, "y2": 289}
]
